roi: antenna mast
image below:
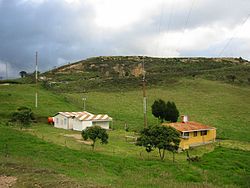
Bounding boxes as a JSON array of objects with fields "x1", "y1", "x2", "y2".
[
  {"x1": 142, "y1": 56, "x2": 147, "y2": 128},
  {"x1": 35, "y1": 52, "x2": 38, "y2": 108},
  {"x1": 5, "y1": 63, "x2": 8, "y2": 79}
]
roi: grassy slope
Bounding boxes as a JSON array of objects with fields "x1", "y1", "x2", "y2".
[
  {"x1": 65, "y1": 79, "x2": 250, "y2": 142},
  {"x1": 0, "y1": 80, "x2": 250, "y2": 187},
  {"x1": 0, "y1": 84, "x2": 79, "y2": 120},
  {"x1": 1, "y1": 125, "x2": 249, "y2": 188},
  {"x1": 42, "y1": 56, "x2": 250, "y2": 93}
]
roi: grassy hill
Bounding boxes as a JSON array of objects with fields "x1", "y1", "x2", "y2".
[
  {"x1": 1, "y1": 124, "x2": 249, "y2": 187},
  {"x1": 39, "y1": 56, "x2": 250, "y2": 92},
  {"x1": 0, "y1": 82, "x2": 249, "y2": 187},
  {"x1": 1, "y1": 56, "x2": 250, "y2": 187}
]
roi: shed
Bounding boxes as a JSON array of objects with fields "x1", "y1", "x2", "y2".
[{"x1": 53, "y1": 111, "x2": 112, "y2": 131}]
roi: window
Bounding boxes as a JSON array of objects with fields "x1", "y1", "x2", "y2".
[
  {"x1": 56, "y1": 118, "x2": 59, "y2": 124},
  {"x1": 184, "y1": 132, "x2": 189, "y2": 137},
  {"x1": 193, "y1": 131, "x2": 197, "y2": 137},
  {"x1": 201, "y1": 130, "x2": 207, "y2": 136},
  {"x1": 64, "y1": 118, "x2": 67, "y2": 125},
  {"x1": 182, "y1": 132, "x2": 189, "y2": 138}
]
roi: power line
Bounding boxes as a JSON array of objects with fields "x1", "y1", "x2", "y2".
[
  {"x1": 159, "y1": 0, "x2": 176, "y2": 57},
  {"x1": 154, "y1": 0, "x2": 166, "y2": 56},
  {"x1": 218, "y1": 14, "x2": 250, "y2": 57},
  {"x1": 176, "y1": 0, "x2": 196, "y2": 53}
]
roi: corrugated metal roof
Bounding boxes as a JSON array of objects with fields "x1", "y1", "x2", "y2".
[
  {"x1": 56, "y1": 111, "x2": 112, "y2": 122},
  {"x1": 162, "y1": 121, "x2": 215, "y2": 132}
]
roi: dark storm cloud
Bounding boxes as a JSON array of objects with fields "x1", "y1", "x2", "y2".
[
  {"x1": 0, "y1": 0, "x2": 96, "y2": 77},
  {"x1": 0, "y1": 0, "x2": 249, "y2": 78}
]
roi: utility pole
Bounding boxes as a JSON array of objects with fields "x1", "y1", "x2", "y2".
[
  {"x1": 5, "y1": 63, "x2": 8, "y2": 79},
  {"x1": 35, "y1": 52, "x2": 38, "y2": 108},
  {"x1": 142, "y1": 56, "x2": 147, "y2": 128}
]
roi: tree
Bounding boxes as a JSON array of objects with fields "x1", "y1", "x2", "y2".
[
  {"x1": 136, "y1": 125, "x2": 180, "y2": 161},
  {"x1": 81, "y1": 126, "x2": 109, "y2": 150},
  {"x1": 11, "y1": 106, "x2": 35, "y2": 129},
  {"x1": 151, "y1": 99, "x2": 167, "y2": 123},
  {"x1": 226, "y1": 75, "x2": 236, "y2": 82},
  {"x1": 165, "y1": 101, "x2": 179, "y2": 122},
  {"x1": 19, "y1": 71, "x2": 27, "y2": 78}
]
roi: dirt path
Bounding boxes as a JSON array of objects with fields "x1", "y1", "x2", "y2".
[
  {"x1": 63, "y1": 134, "x2": 92, "y2": 145},
  {"x1": 0, "y1": 176, "x2": 17, "y2": 188}
]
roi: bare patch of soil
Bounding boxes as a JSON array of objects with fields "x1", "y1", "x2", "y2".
[
  {"x1": 63, "y1": 134, "x2": 92, "y2": 145},
  {"x1": 0, "y1": 176, "x2": 17, "y2": 188}
]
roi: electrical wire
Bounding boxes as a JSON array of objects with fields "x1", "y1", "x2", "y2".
[
  {"x1": 218, "y1": 14, "x2": 250, "y2": 57},
  {"x1": 175, "y1": 0, "x2": 196, "y2": 53}
]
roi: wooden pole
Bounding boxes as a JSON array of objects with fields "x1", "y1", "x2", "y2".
[
  {"x1": 35, "y1": 52, "x2": 38, "y2": 108},
  {"x1": 142, "y1": 57, "x2": 147, "y2": 128}
]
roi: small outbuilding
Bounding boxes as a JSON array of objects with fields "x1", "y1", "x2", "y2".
[{"x1": 53, "y1": 111, "x2": 112, "y2": 131}]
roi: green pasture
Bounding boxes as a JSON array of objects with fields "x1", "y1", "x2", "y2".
[
  {"x1": 0, "y1": 78, "x2": 250, "y2": 187},
  {"x1": 65, "y1": 79, "x2": 250, "y2": 142},
  {"x1": 1, "y1": 124, "x2": 249, "y2": 187}
]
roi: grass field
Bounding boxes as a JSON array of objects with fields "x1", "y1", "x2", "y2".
[
  {"x1": 1, "y1": 124, "x2": 249, "y2": 188},
  {"x1": 0, "y1": 78, "x2": 250, "y2": 187},
  {"x1": 65, "y1": 79, "x2": 250, "y2": 142}
]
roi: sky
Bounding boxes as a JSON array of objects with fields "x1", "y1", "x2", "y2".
[{"x1": 0, "y1": 0, "x2": 250, "y2": 78}]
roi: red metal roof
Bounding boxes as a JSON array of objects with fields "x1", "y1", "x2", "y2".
[{"x1": 162, "y1": 121, "x2": 215, "y2": 132}]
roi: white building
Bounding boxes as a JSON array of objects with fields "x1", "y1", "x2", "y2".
[{"x1": 53, "y1": 111, "x2": 112, "y2": 131}]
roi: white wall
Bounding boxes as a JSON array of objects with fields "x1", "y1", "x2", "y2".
[
  {"x1": 73, "y1": 119, "x2": 92, "y2": 131},
  {"x1": 54, "y1": 114, "x2": 69, "y2": 129},
  {"x1": 68, "y1": 118, "x2": 74, "y2": 129},
  {"x1": 93, "y1": 121, "x2": 110, "y2": 129}
]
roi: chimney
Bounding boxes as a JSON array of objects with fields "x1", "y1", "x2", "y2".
[{"x1": 181, "y1": 115, "x2": 188, "y2": 123}]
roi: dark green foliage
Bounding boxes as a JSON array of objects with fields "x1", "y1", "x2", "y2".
[
  {"x1": 82, "y1": 126, "x2": 109, "y2": 150},
  {"x1": 226, "y1": 75, "x2": 236, "y2": 82},
  {"x1": 151, "y1": 99, "x2": 167, "y2": 123},
  {"x1": 136, "y1": 125, "x2": 180, "y2": 160},
  {"x1": 165, "y1": 101, "x2": 179, "y2": 122},
  {"x1": 151, "y1": 100, "x2": 179, "y2": 123},
  {"x1": 19, "y1": 71, "x2": 27, "y2": 78},
  {"x1": 11, "y1": 106, "x2": 35, "y2": 129}
]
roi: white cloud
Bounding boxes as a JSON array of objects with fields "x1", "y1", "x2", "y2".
[
  {"x1": 0, "y1": 0, "x2": 250, "y2": 77},
  {"x1": 89, "y1": 0, "x2": 161, "y2": 29}
]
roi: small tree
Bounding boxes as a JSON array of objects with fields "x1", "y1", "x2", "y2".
[
  {"x1": 226, "y1": 75, "x2": 236, "y2": 82},
  {"x1": 11, "y1": 106, "x2": 35, "y2": 129},
  {"x1": 165, "y1": 101, "x2": 179, "y2": 122},
  {"x1": 19, "y1": 71, "x2": 27, "y2": 78},
  {"x1": 151, "y1": 99, "x2": 167, "y2": 123},
  {"x1": 82, "y1": 126, "x2": 109, "y2": 150},
  {"x1": 136, "y1": 125, "x2": 180, "y2": 161}
]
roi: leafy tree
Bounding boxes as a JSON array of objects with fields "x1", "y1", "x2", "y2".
[
  {"x1": 165, "y1": 101, "x2": 179, "y2": 122},
  {"x1": 81, "y1": 126, "x2": 109, "y2": 150},
  {"x1": 11, "y1": 106, "x2": 35, "y2": 129},
  {"x1": 136, "y1": 125, "x2": 180, "y2": 161},
  {"x1": 226, "y1": 75, "x2": 236, "y2": 82},
  {"x1": 19, "y1": 71, "x2": 27, "y2": 78},
  {"x1": 151, "y1": 99, "x2": 167, "y2": 123}
]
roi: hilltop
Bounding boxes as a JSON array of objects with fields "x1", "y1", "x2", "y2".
[{"x1": 40, "y1": 56, "x2": 250, "y2": 92}]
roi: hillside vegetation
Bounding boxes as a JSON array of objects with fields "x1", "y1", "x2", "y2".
[
  {"x1": 40, "y1": 56, "x2": 250, "y2": 92},
  {"x1": 1, "y1": 56, "x2": 249, "y2": 187}
]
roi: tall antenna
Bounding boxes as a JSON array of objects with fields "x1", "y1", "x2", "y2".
[
  {"x1": 142, "y1": 56, "x2": 147, "y2": 128},
  {"x1": 35, "y1": 51, "x2": 38, "y2": 108},
  {"x1": 5, "y1": 63, "x2": 8, "y2": 80}
]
